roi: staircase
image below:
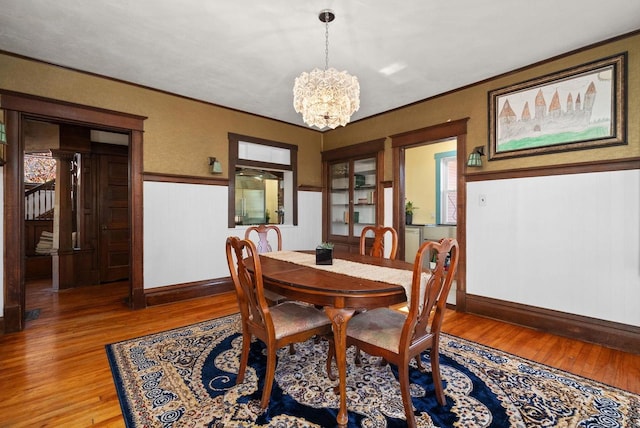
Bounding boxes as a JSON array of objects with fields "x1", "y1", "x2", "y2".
[
  {"x1": 25, "y1": 179, "x2": 55, "y2": 220},
  {"x1": 25, "y1": 180, "x2": 56, "y2": 279}
]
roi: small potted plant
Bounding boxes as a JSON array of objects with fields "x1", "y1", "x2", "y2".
[
  {"x1": 405, "y1": 201, "x2": 417, "y2": 225},
  {"x1": 316, "y1": 242, "x2": 334, "y2": 265}
]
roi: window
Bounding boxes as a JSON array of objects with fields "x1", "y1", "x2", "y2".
[
  {"x1": 435, "y1": 150, "x2": 457, "y2": 225},
  {"x1": 235, "y1": 168, "x2": 284, "y2": 225},
  {"x1": 24, "y1": 151, "x2": 57, "y2": 221},
  {"x1": 228, "y1": 134, "x2": 297, "y2": 228},
  {"x1": 24, "y1": 151, "x2": 57, "y2": 184}
]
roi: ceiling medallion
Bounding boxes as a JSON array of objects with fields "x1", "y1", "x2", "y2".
[{"x1": 293, "y1": 9, "x2": 360, "y2": 129}]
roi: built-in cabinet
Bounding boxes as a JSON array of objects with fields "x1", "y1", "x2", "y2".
[{"x1": 322, "y1": 139, "x2": 385, "y2": 253}]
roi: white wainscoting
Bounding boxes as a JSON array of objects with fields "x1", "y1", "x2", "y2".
[
  {"x1": 467, "y1": 169, "x2": 640, "y2": 327},
  {"x1": 143, "y1": 181, "x2": 322, "y2": 289}
]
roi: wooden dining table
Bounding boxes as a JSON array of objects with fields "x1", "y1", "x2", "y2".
[{"x1": 257, "y1": 251, "x2": 412, "y2": 427}]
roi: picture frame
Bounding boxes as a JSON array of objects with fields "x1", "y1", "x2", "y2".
[{"x1": 488, "y1": 53, "x2": 626, "y2": 160}]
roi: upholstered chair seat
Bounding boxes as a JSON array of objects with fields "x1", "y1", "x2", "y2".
[
  {"x1": 346, "y1": 307, "x2": 406, "y2": 353},
  {"x1": 269, "y1": 302, "x2": 332, "y2": 340}
]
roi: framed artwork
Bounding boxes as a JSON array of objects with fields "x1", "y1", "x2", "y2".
[{"x1": 488, "y1": 53, "x2": 626, "y2": 160}]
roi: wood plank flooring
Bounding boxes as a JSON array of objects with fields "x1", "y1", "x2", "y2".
[{"x1": 0, "y1": 279, "x2": 638, "y2": 427}]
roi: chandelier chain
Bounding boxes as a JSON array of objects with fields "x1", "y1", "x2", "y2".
[{"x1": 324, "y1": 11, "x2": 329, "y2": 71}]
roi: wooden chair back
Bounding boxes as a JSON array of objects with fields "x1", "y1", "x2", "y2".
[
  {"x1": 406, "y1": 238, "x2": 459, "y2": 349},
  {"x1": 225, "y1": 236, "x2": 272, "y2": 336},
  {"x1": 244, "y1": 224, "x2": 282, "y2": 253},
  {"x1": 225, "y1": 235, "x2": 332, "y2": 409},
  {"x1": 359, "y1": 225, "x2": 398, "y2": 260},
  {"x1": 244, "y1": 224, "x2": 286, "y2": 304}
]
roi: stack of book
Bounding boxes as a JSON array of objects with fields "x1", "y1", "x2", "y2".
[{"x1": 35, "y1": 231, "x2": 54, "y2": 255}]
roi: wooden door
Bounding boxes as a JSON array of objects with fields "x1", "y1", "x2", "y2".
[{"x1": 98, "y1": 154, "x2": 129, "y2": 282}]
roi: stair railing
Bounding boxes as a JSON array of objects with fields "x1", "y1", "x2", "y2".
[{"x1": 25, "y1": 179, "x2": 55, "y2": 220}]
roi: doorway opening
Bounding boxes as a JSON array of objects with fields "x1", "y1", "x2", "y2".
[
  {"x1": 24, "y1": 120, "x2": 131, "y2": 287},
  {"x1": 390, "y1": 118, "x2": 469, "y2": 311},
  {"x1": 1, "y1": 92, "x2": 146, "y2": 333},
  {"x1": 404, "y1": 139, "x2": 457, "y2": 229}
]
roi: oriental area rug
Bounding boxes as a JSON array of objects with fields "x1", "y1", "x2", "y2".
[{"x1": 106, "y1": 314, "x2": 639, "y2": 427}]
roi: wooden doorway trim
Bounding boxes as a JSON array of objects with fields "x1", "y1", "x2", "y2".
[
  {"x1": 1, "y1": 90, "x2": 147, "y2": 332},
  {"x1": 390, "y1": 118, "x2": 469, "y2": 311}
]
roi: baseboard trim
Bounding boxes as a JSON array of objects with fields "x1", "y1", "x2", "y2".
[
  {"x1": 465, "y1": 294, "x2": 640, "y2": 354},
  {"x1": 145, "y1": 278, "x2": 234, "y2": 307}
]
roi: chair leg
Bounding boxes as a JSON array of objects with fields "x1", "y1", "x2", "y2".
[
  {"x1": 237, "y1": 331, "x2": 251, "y2": 384},
  {"x1": 260, "y1": 346, "x2": 278, "y2": 409},
  {"x1": 326, "y1": 338, "x2": 336, "y2": 381},
  {"x1": 289, "y1": 343, "x2": 295, "y2": 355},
  {"x1": 415, "y1": 354, "x2": 425, "y2": 371},
  {"x1": 430, "y1": 348, "x2": 446, "y2": 406},
  {"x1": 398, "y1": 364, "x2": 417, "y2": 428}
]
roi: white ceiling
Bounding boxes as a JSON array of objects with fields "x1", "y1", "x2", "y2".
[{"x1": 1, "y1": 1, "x2": 639, "y2": 129}]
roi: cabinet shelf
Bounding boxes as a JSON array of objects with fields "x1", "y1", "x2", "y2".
[
  {"x1": 332, "y1": 173, "x2": 375, "y2": 180},
  {"x1": 333, "y1": 185, "x2": 376, "y2": 190},
  {"x1": 331, "y1": 221, "x2": 376, "y2": 225},
  {"x1": 332, "y1": 203, "x2": 374, "y2": 206}
]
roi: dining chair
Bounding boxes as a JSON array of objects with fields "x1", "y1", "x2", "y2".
[
  {"x1": 345, "y1": 238, "x2": 459, "y2": 428},
  {"x1": 225, "y1": 236, "x2": 333, "y2": 409},
  {"x1": 359, "y1": 225, "x2": 398, "y2": 260},
  {"x1": 244, "y1": 224, "x2": 282, "y2": 253},
  {"x1": 347, "y1": 225, "x2": 399, "y2": 372},
  {"x1": 244, "y1": 224, "x2": 286, "y2": 304},
  {"x1": 244, "y1": 224, "x2": 307, "y2": 356}
]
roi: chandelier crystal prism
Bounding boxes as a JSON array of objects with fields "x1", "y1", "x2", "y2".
[{"x1": 293, "y1": 10, "x2": 360, "y2": 130}]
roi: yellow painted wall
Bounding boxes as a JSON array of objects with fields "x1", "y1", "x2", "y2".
[
  {"x1": 0, "y1": 54, "x2": 324, "y2": 186},
  {"x1": 1, "y1": 32, "x2": 637, "y2": 186},
  {"x1": 324, "y1": 33, "x2": 640, "y2": 181}
]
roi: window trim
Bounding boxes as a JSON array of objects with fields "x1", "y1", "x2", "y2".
[
  {"x1": 435, "y1": 150, "x2": 457, "y2": 225},
  {"x1": 228, "y1": 133, "x2": 298, "y2": 228}
]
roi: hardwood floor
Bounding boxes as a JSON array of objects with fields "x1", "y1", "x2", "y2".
[
  {"x1": 0, "y1": 280, "x2": 638, "y2": 427},
  {"x1": 443, "y1": 309, "x2": 640, "y2": 395}
]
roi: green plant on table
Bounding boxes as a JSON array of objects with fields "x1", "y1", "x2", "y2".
[
  {"x1": 316, "y1": 242, "x2": 334, "y2": 250},
  {"x1": 405, "y1": 201, "x2": 418, "y2": 215}
]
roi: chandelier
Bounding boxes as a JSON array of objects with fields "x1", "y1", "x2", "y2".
[{"x1": 293, "y1": 10, "x2": 360, "y2": 130}]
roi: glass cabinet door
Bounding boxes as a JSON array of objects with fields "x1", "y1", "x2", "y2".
[
  {"x1": 329, "y1": 161, "x2": 350, "y2": 237},
  {"x1": 322, "y1": 140, "x2": 384, "y2": 251},
  {"x1": 352, "y1": 157, "x2": 377, "y2": 238},
  {"x1": 328, "y1": 157, "x2": 377, "y2": 239}
]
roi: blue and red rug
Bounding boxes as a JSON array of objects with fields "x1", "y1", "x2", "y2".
[{"x1": 106, "y1": 313, "x2": 639, "y2": 427}]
